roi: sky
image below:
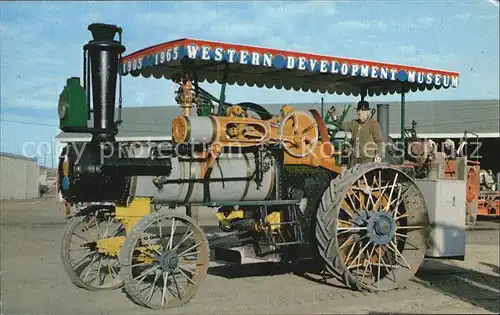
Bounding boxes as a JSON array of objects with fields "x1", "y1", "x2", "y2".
[{"x1": 0, "y1": 0, "x2": 499, "y2": 168}]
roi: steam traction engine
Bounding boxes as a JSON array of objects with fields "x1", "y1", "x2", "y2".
[{"x1": 58, "y1": 23, "x2": 463, "y2": 309}]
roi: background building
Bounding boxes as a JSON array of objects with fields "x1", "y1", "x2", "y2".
[
  {"x1": 0, "y1": 152, "x2": 40, "y2": 200},
  {"x1": 55, "y1": 99, "x2": 500, "y2": 173}
]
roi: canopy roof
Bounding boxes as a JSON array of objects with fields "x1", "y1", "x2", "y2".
[{"x1": 120, "y1": 38, "x2": 460, "y2": 97}]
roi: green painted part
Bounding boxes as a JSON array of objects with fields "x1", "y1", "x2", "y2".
[
  {"x1": 400, "y1": 91, "x2": 406, "y2": 152},
  {"x1": 322, "y1": 105, "x2": 352, "y2": 164},
  {"x1": 59, "y1": 77, "x2": 88, "y2": 130},
  {"x1": 325, "y1": 104, "x2": 352, "y2": 139},
  {"x1": 217, "y1": 82, "x2": 227, "y2": 115},
  {"x1": 198, "y1": 99, "x2": 212, "y2": 116}
]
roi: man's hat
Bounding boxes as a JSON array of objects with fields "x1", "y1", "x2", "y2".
[{"x1": 357, "y1": 100, "x2": 370, "y2": 111}]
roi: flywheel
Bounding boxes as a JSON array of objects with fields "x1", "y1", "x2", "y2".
[
  {"x1": 315, "y1": 163, "x2": 430, "y2": 291},
  {"x1": 279, "y1": 109, "x2": 320, "y2": 158}
]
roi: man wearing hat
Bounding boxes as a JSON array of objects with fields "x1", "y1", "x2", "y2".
[{"x1": 333, "y1": 100, "x2": 385, "y2": 166}]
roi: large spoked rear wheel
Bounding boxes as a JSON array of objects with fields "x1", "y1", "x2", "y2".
[
  {"x1": 315, "y1": 163, "x2": 430, "y2": 291},
  {"x1": 119, "y1": 211, "x2": 210, "y2": 309},
  {"x1": 60, "y1": 206, "x2": 125, "y2": 290}
]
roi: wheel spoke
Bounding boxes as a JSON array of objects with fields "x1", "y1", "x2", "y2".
[
  {"x1": 396, "y1": 234, "x2": 420, "y2": 250},
  {"x1": 385, "y1": 249, "x2": 397, "y2": 281},
  {"x1": 337, "y1": 226, "x2": 367, "y2": 232},
  {"x1": 347, "y1": 241, "x2": 371, "y2": 269},
  {"x1": 384, "y1": 173, "x2": 399, "y2": 212},
  {"x1": 396, "y1": 225, "x2": 425, "y2": 231},
  {"x1": 348, "y1": 188, "x2": 363, "y2": 209},
  {"x1": 147, "y1": 271, "x2": 161, "y2": 301},
  {"x1": 360, "y1": 243, "x2": 376, "y2": 285},
  {"x1": 83, "y1": 254, "x2": 98, "y2": 282},
  {"x1": 157, "y1": 218, "x2": 165, "y2": 251},
  {"x1": 176, "y1": 266, "x2": 197, "y2": 286},
  {"x1": 379, "y1": 251, "x2": 396, "y2": 283},
  {"x1": 389, "y1": 241, "x2": 411, "y2": 269},
  {"x1": 390, "y1": 183, "x2": 403, "y2": 218},
  {"x1": 376, "y1": 246, "x2": 382, "y2": 288},
  {"x1": 171, "y1": 270, "x2": 184, "y2": 298},
  {"x1": 339, "y1": 235, "x2": 354, "y2": 250},
  {"x1": 391, "y1": 185, "x2": 414, "y2": 218},
  {"x1": 167, "y1": 218, "x2": 177, "y2": 251},
  {"x1": 362, "y1": 174, "x2": 376, "y2": 211},
  {"x1": 134, "y1": 265, "x2": 160, "y2": 284},
  {"x1": 70, "y1": 251, "x2": 95, "y2": 267},
  {"x1": 345, "y1": 192, "x2": 358, "y2": 214},
  {"x1": 161, "y1": 271, "x2": 169, "y2": 306},
  {"x1": 172, "y1": 229, "x2": 194, "y2": 252},
  {"x1": 93, "y1": 215, "x2": 100, "y2": 240},
  {"x1": 102, "y1": 217, "x2": 112, "y2": 238},
  {"x1": 177, "y1": 241, "x2": 203, "y2": 258},
  {"x1": 72, "y1": 232, "x2": 89, "y2": 243}
]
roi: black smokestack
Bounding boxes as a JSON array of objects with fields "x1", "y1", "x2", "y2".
[
  {"x1": 84, "y1": 23, "x2": 125, "y2": 133},
  {"x1": 377, "y1": 103, "x2": 389, "y2": 141}
]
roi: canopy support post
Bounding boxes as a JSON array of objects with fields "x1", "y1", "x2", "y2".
[
  {"x1": 117, "y1": 29, "x2": 123, "y2": 124},
  {"x1": 321, "y1": 97, "x2": 324, "y2": 118},
  {"x1": 217, "y1": 62, "x2": 229, "y2": 116},
  {"x1": 192, "y1": 68, "x2": 204, "y2": 116},
  {"x1": 400, "y1": 83, "x2": 406, "y2": 154},
  {"x1": 360, "y1": 87, "x2": 367, "y2": 102}
]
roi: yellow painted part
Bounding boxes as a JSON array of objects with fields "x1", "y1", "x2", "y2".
[
  {"x1": 171, "y1": 116, "x2": 190, "y2": 143},
  {"x1": 216, "y1": 210, "x2": 245, "y2": 228},
  {"x1": 96, "y1": 236, "x2": 126, "y2": 256},
  {"x1": 179, "y1": 80, "x2": 195, "y2": 116},
  {"x1": 115, "y1": 197, "x2": 151, "y2": 234},
  {"x1": 135, "y1": 244, "x2": 162, "y2": 263},
  {"x1": 216, "y1": 210, "x2": 245, "y2": 221},
  {"x1": 62, "y1": 161, "x2": 69, "y2": 177},
  {"x1": 283, "y1": 144, "x2": 341, "y2": 173},
  {"x1": 265, "y1": 211, "x2": 281, "y2": 231},
  {"x1": 215, "y1": 209, "x2": 281, "y2": 232},
  {"x1": 254, "y1": 221, "x2": 264, "y2": 232},
  {"x1": 211, "y1": 115, "x2": 273, "y2": 145}
]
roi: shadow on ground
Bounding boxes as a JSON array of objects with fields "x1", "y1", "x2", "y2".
[
  {"x1": 414, "y1": 259, "x2": 500, "y2": 314},
  {"x1": 481, "y1": 262, "x2": 500, "y2": 275},
  {"x1": 207, "y1": 256, "x2": 500, "y2": 313},
  {"x1": 208, "y1": 258, "x2": 353, "y2": 290},
  {"x1": 208, "y1": 261, "x2": 290, "y2": 278},
  {"x1": 477, "y1": 216, "x2": 500, "y2": 223}
]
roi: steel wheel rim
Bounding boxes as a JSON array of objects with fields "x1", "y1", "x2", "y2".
[
  {"x1": 125, "y1": 213, "x2": 209, "y2": 309},
  {"x1": 61, "y1": 209, "x2": 125, "y2": 290},
  {"x1": 333, "y1": 168, "x2": 429, "y2": 290}
]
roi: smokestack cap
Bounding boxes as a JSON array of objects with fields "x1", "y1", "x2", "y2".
[{"x1": 88, "y1": 23, "x2": 122, "y2": 42}]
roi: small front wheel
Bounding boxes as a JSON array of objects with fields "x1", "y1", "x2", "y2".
[
  {"x1": 60, "y1": 206, "x2": 125, "y2": 290},
  {"x1": 120, "y1": 211, "x2": 210, "y2": 309}
]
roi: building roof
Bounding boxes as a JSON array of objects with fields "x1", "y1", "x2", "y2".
[
  {"x1": 55, "y1": 99, "x2": 499, "y2": 142},
  {"x1": 0, "y1": 152, "x2": 38, "y2": 162}
]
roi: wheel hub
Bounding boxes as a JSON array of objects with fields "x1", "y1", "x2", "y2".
[
  {"x1": 367, "y1": 212, "x2": 396, "y2": 245},
  {"x1": 159, "y1": 251, "x2": 179, "y2": 272}
]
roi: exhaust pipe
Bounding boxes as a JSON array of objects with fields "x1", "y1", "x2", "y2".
[
  {"x1": 84, "y1": 23, "x2": 125, "y2": 137},
  {"x1": 377, "y1": 103, "x2": 390, "y2": 141}
]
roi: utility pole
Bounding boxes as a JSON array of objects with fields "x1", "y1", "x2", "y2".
[{"x1": 51, "y1": 137, "x2": 55, "y2": 169}]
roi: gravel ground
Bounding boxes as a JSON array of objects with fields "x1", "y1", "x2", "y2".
[{"x1": 1, "y1": 196, "x2": 499, "y2": 315}]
